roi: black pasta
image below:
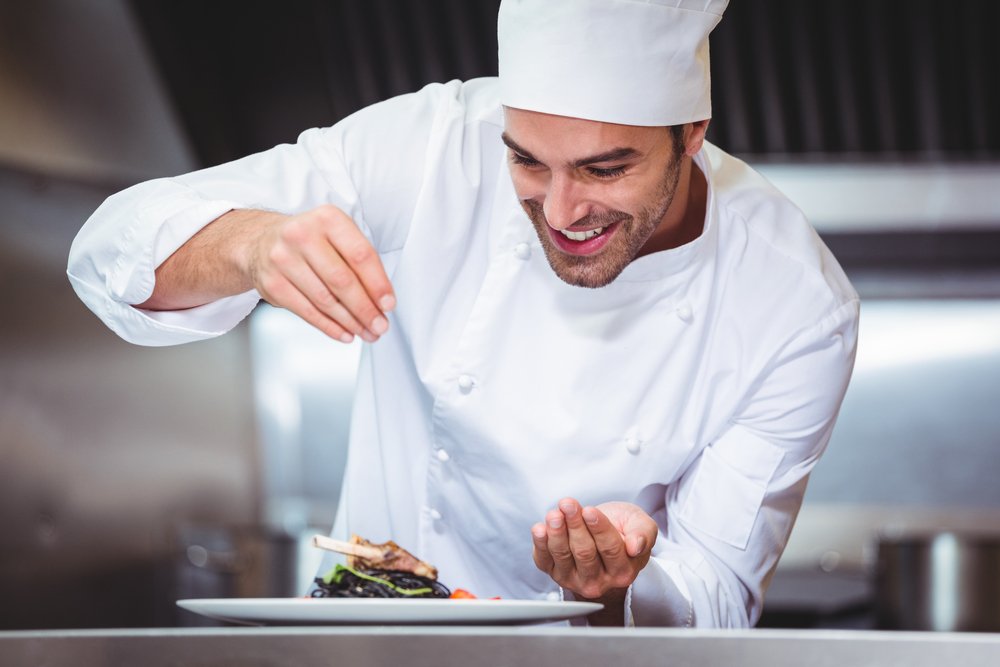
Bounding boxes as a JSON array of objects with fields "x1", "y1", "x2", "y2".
[{"x1": 312, "y1": 565, "x2": 451, "y2": 599}]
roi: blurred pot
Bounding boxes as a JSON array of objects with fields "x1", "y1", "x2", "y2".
[
  {"x1": 875, "y1": 531, "x2": 1000, "y2": 632},
  {"x1": 167, "y1": 524, "x2": 300, "y2": 626}
]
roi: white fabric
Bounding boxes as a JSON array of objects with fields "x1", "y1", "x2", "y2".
[
  {"x1": 498, "y1": 0, "x2": 729, "y2": 126},
  {"x1": 68, "y1": 78, "x2": 859, "y2": 627}
]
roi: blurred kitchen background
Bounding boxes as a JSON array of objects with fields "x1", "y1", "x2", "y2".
[{"x1": 1, "y1": 0, "x2": 999, "y2": 631}]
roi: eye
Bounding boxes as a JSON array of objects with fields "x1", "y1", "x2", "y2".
[
  {"x1": 587, "y1": 165, "x2": 627, "y2": 179},
  {"x1": 510, "y1": 152, "x2": 541, "y2": 168}
]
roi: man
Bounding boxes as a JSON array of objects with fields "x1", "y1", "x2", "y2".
[{"x1": 68, "y1": 0, "x2": 859, "y2": 627}]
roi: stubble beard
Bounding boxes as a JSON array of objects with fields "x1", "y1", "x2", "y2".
[{"x1": 521, "y1": 156, "x2": 683, "y2": 288}]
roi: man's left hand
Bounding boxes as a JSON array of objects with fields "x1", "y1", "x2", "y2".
[{"x1": 531, "y1": 498, "x2": 658, "y2": 622}]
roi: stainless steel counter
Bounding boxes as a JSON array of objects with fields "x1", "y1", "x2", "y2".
[{"x1": 2, "y1": 627, "x2": 999, "y2": 667}]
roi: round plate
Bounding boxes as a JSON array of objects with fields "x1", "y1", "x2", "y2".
[{"x1": 177, "y1": 597, "x2": 603, "y2": 626}]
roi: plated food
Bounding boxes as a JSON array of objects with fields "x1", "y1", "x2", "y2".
[
  {"x1": 311, "y1": 534, "x2": 479, "y2": 599},
  {"x1": 178, "y1": 534, "x2": 601, "y2": 625}
]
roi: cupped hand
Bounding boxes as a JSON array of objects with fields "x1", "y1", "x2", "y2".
[
  {"x1": 250, "y1": 205, "x2": 395, "y2": 343},
  {"x1": 531, "y1": 498, "x2": 658, "y2": 603}
]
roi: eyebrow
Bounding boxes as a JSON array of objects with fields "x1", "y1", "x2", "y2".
[{"x1": 501, "y1": 132, "x2": 641, "y2": 167}]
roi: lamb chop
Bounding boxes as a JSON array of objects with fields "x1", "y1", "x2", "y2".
[{"x1": 312, "y1": 534, "x2": 438, "y2": 580}]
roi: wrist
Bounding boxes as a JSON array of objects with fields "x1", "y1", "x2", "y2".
[
  {"x1": 225, "y1": 209, "x2": 285, "y2": 286},
  {"x1": 575, "y1": 586, "x2": 628, "y2": 627}
]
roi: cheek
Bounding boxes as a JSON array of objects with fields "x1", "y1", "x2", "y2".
[
  {"x1": 590, "y1": 182, "x2": 640, "y2": 215},
  {"x1": 615, "y1": 173, "x2": 668, "y2": 212}
]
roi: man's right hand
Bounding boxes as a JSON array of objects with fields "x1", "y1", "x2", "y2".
[
  {"x1": 248, "y1": 205, "x2": 395, "y2": 343},
  {"x1": 140, "y1": 205, "x2": 395, "y2": 344}
]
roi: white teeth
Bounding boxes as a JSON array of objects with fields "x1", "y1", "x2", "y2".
[{"x1": 560, "y1": 227, "x2": 604, "y2": 241}]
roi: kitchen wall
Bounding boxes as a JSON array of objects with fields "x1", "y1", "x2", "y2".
[
  {"x1": 0, "y1": 0, "x2": 259, "y2": 629},
  {"x1": 0, "y1": 0, "x2": 197, "y2": 182}
]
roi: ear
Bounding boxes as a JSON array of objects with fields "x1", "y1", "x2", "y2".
[{"x1": 684, "y1": 120, "x2": 710, "y2": 156}]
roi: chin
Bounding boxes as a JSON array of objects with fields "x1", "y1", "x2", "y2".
[
  {"x1": 555, "y1": 268, "x2": 621, "y2": 289},
  {"x1": 543, "y1": 251, "x2": 629, "y2": 289}
]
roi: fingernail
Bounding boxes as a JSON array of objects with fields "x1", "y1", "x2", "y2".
[
  {"x1": 583, "y1": 507, "x2": 598, "y2": 525},
  {"x1": 547, "y1": 515, "x2": 563, "y2": 529},
  {"x1": 531, "y1": 524, "x2": 546, "y2": 539},
  {"x1": 635, "y1": 536, "x2": 647, "y2": 553},
  {"x1": 339, "y1": 333, "x2": 354, "y2": 344},
  {"x1": 380, "y1": 295, "x2": 396, "y2": 311},
  {"x1": 559, "y1": 501, "x2": 577, "y2": 517},
  {"x1": 371, "y1": 316, "x2": 388, "y2": 335},
  {"x1": 361, "y1": 330, "x2": 377, "y2": 343}
]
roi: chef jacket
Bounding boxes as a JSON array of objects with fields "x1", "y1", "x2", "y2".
[{"x1": 68, "y1": 78, "x2": 859, "y2": 627}]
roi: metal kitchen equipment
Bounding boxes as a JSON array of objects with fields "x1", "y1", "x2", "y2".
[{"x1": 874, "y1": 530, "x2": 1000, "y2": 632}]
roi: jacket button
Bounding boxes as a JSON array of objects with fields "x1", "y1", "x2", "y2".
[
  {"x1": 514, "y1": 242, "x2": 531, "y2": 260},
  {"x1": 457, "y1": 374, "x2": 475, "y2": 392},
  {"x1": 436, "y1": 448, "x2": 450, "y2": 462},
  {"x1": 676, "y1": 301, "x2": 693, "y2": 323},
  {"x1": 625, "y1": 437, "x2": 641, "y2": 455},
  {"x1": 428, "y1": 508, "x2": 443, "y2": 521}
]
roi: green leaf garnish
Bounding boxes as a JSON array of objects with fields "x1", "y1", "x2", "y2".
[{"x1": 321, "y1": 564, "x2": 433, "y2": 596}]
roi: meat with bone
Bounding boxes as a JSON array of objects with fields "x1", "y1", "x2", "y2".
[{"x1": 312, "y1": 534, "x2": 438, "y2": 580}]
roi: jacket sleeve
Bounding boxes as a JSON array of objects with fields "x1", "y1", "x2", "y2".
[
  {"x1": 627, "y1": 297, "x2": 860, "y2": 627},
  {"x1": 66, "y1": 83, "x2": 446, "y2": 346}
]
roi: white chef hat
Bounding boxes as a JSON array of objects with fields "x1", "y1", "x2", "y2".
[{"x1": 498, "y1": 0, "x2": 729, "y2": 127}]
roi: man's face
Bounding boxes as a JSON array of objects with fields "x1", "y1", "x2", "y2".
[{"x1": 502, "y1": 107, "x2": 685, "y2": 288}]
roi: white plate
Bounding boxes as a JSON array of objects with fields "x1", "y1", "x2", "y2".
[{"x1": 177, "y1": 597, "x2": 603, "y2": 626}]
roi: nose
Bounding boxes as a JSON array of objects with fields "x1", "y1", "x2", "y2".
[{"x1": 542, "y1": 173, "x2": 589, "y2": 230}]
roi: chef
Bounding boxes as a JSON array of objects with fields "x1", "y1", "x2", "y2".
[{"x1": 67, "y1": 0, "x2": 858, "y2": 627}]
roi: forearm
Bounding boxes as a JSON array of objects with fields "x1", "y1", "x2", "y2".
[{"x1": 139, "y1": 208, "x2": 282, "y2": 311}]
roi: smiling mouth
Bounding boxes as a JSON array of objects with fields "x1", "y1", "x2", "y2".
[
  {"x1": 547, "y1": 221, "x2": 620, "y2": 256},
  {"x1": 558, "y1": 227, "x2": 605, "y2": 241}
]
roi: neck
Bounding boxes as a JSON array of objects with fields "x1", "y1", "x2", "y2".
[{"x1": 636, "y1": 155, "x2": 707, "y2": 258}]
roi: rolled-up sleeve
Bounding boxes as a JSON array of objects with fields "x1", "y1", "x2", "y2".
[
  {"x1": 67, "y1": 81, "x2": 446, "y2": 346},
  {"x1": 67, "y1": 177, "x2": 253, "y2": 345},
  {"x1": 66, "y1": 127, "x2": 362, "y2": 345},
  {"x1": 629, "y1": 297, "x2": 860, "y2": 627}
]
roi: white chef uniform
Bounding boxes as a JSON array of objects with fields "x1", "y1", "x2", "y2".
[{"x1": 68, "y1": 78, "x2": 859, "y2": 627}]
